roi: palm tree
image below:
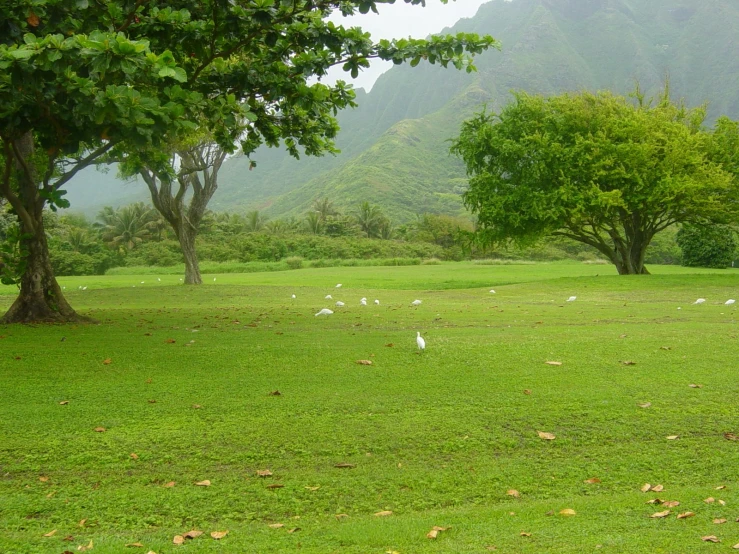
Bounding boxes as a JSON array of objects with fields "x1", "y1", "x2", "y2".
[
  {"x1": 304, "y1": 211, "x2": 323, "y2": 235},
  {"x1": 378, "y1": 218, "x2": 395, "y2": 240},
  {"x1": 312, "y1": 197, "x2": 338, "y2": 221},
  {"x1": 244, "y1": 210, "x2": 267, "y2": 232},
  {"x1": 96, "y1": 203, "x2": 158, "y2": 252},
  {"x1": 354, "y1": 201, "x2": 385, "y2": 239}
]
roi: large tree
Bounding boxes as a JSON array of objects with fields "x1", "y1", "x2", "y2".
[
  {"x1": 0, "y1": 1, "x2": 497, "y2": 323},
  {"x1": 450, "y1": 88, "x2": 739, "y2": 274}
]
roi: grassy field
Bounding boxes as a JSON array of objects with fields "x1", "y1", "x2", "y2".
[{"x1": 1, "y1": 262, "x2": 738, "y2": 553}]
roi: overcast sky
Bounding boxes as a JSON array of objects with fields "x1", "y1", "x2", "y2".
[{"x1": 325, "y1": 0, "x2": 493, "y2": 91}]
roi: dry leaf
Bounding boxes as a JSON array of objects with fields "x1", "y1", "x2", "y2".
[
  {"x1": 704, "y1": 497, "x2": 716, "y2": 504},
  {"x1": 621, "y1": 360, "x2": 636, "y2": 365},
  {"x1": 385, "y1": 343, "x2": 394, "y2": 347},
  {"x1": 305, "y1": 486, "x2": 320, "y2": 491},
  {"x1": 507, "y1": 489, "x2": 520, "y2": 498},
  {"x1": 537, "y1": 431, "x2": 556, "y2": 440},
  {"x1": 641, "y1": 483, "x2": 652, "y2": 492},
  {"x1": 93, "y1": 427, "x2": 105, "y2": 432},
  {"x1": 124, "y1": 543, "x2": 144, "y2": 547},
  {"x1": 163, "y1": 481, "x2": 175, "y2": 488},
  {"x1": 39, "y1": 476, "x2": 49, "y2": 482},
  {"x1": 268, "y1": 390, "x2": 281, "y2": 396},
  {"x1": 374, "y1": 510, "x2": 393, "y2": 517},
  {"x1": 689, "y1": 384, "x2": 703, "y2": 388},
  {"x1": 702, "y1": 536, "x2": 720, "y2": 543},
  {"x1": 210, "y1": 530, "x2": 229, "y2": 540},
  {"x1": 663, "y1": 501, "x2": 680, "y2": 508},
  {"x1": 666, "y1": 435, "x2": 679, "y2": 440},
  {"x1": 520, "y1": 532, "x2": 532, "y2": 537},
  {"x1": 716, "y1": 485, "x2": 727, "y2": 490},
  {"x1": 60, "y1": 401, "x2": 69, "y2": 405},
  {"x1": 183, "y1": 530, "x2": 203, "y2": 539},
  {"x1": 650, "y1": 510, "x2": 671, "y2": 518},
  {"x1": 545, "y1": 361, "x2": 562, "y2": 366},
  {"x1": 286, "y1": 528, "x2": 300, "y2": 534},
  {"x1": 165, "y1": 339, "x2": 176, "y2": 344},
  {"x1": 335, "y1": 513, "x2": 349, "y2": 519},
  {"x1": 725, "y1": 433, "x2": 739, "y2": 441},
  {"x1": 102, "y1": 358, "x2": 112, "y2": 365},
  {"x1": 559, "y1": 508, "x2": 576, "y2": 516},
  {"x1": 638, "y1": 402, "x2": 652, "y2": 408},
  {"x1": 334, "y1": 463, "x2": 355, "y2": 468},
  {"x1": 268, "y1": 523, "x2": 284, "y2": 529},
  {"x1": 173, "y1": 535, "x2": 185, "y2": 545},
  {"x1": 356, "y1": 360, "x2": 373, "y2": 365},
  {"x1": 523, "y1": 389, "x2": 532, "y2": 395},
  {"x1": 194, "y1": 480, "x2": 211, "y2": 486},
  {"x1": 77, "y1": 539, "x2": 93, "y2": 551},
  {"x1": 651, "y1": 484, "x2": 664, "y2": 492},
  {"x1": 130, "y1": 453, "x2": 139, "y2": 460},
  {"x1": 677, "y1": 511, "x2": 695, "y2": 519},
  {"x1": 584, "y1": 477, "x2": 601, "y2": 484},
  {"x1": 147, "y1": 399, "x2": 156, "y2": 404},
  {"x1": 257, "y1": 470, "x2": 273, "y2": 477},
  {"x1": 46, "y1": 491, "x2": 56, "y2": 498},
  {"x1": 79, "y1": 519, "x2": 86, "y2": 528},
  {"x1": 427, "y1": 529, "x2": 440, "y2": 539},
  {"x1": 714, "y1": 518, "x2": 727, "y2": 524},
  {"x1": 718, "y1": 499, "x2": 726, "y2": 506},
  {"x1": 192, "y1": 404, "x2": 201, "y2": 409},
  {"x1": 646, "y1": 499, "x2": 663, "y2": 505},
  {"x1": 266, "y1": 483, "x2": 284, "y2": 489},
  {"x1": 660, "y1": 346, "x2": 671, "y2": 350},
  {"x1": 43, "y1": 530, "x2": 57, "y2": 537}
]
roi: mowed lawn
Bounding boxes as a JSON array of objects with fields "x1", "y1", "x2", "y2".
[{"x1": 1, "y1": 262, "x2": 738, "y2": 553}]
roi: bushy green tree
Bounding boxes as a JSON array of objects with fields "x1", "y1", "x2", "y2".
[
  {"x1": 676, "y1": 224, "x2": 737, "y2": 268},
  {"x1": 451, "y1": 87, "x2": 739, "y2": 275}
]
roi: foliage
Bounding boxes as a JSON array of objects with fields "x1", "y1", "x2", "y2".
[
  {"x1": 676, "y1": 224, "x2": 738, "y2": 268},
  {"x1": 451, "y1": 87, "x2": 739, "y2": 275},
  {"x1": 96, "y1": 203, "x2": 161, "y2": 252}
]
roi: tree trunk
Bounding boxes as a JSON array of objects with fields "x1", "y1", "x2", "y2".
[
  {"x1": 1, "y1": 132, "x2": 89, "y2": 324},
  {"x1": 178, "y1": 225, "x2": 202, "y2": 285}
]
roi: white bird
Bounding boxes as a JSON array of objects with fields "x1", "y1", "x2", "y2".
[
  {"x1": 335, "y1": 283, "x2": 342, "y2": 288},
  {"x1": 566, "y1": 296, "x2": 577, "y2": 302},
  {"x1": 62, "y1": 286, "x2": 66, "y2": 290},
  {"x1": 315, "y1": 308, "x2": 334, "y2": 316},
  {"x1": 82, "y1": 286, "x2": 87, "y2": 291},
  {"x1": 158, "y1": 278, "x2": 161, "y2": 282},
  {"x1": 725, "y1": 299, "x2": 735, "y2": 305},
  {"x1": 78, "y1": 285, "x2": 82, "y2": 290},
  {"x1": 325, "y1": 295, "x2": 332, "y2": 300},
  {"x1": 291, "y1": 294, "x2": 296, "y2": 299},
  {"x1": 489, "y1": 289, "x2": 496, "y2": 294},
  {"x1": 694, "y1": 298, "x2": 706, "y2": 304},
  {"x1": 416, "y1": 331, "x2": 426, "y2": 351},
  {"x1": 360, "y1": 298, "x2": 367, "y2": 306},
  {"x1": 411, "y1": 299, "x2": 422, "y2": 306},
  {"x1": 141, "y1": 281, "x2": 145, "y2": 284},
  {"x1": 213, "y1": 278, "x2": 217, "y2": 282},
  {"x1": 374, "y1": 299, "x2": 380, "y2": 305},
  {"x1": 335, "y1": 301, "x2": 345, "y2": 307}
]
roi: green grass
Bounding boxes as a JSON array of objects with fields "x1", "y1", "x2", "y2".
[{"x1": 1, "y1": 262, "x2": 739, "y2": 553}]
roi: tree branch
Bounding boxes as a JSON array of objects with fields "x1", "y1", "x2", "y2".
[
  {"x1": 51, "y1": 141, "x2": 119, "y2": 193},
  {"x1": 117, "y1": 0, "x2": 146, "y2": 32}
]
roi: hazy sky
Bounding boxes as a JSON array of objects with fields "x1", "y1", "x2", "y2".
[{"x1": 325, "y1": 0, "x2": 492, "y2": 91}]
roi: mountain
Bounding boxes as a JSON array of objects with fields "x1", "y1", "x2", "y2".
[{"x1": 63, "y1": 0, "x2": 739, "y2": 222}]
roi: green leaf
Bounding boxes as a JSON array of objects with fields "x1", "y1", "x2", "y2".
[
  {"x1": 9, "y1": 48, "x2": 35, "y2": 60},
  {"x1": 158, "y1": 66, "x2": 176, "y2": 78},
  {"x1": 172, "y1": 67, "x2": 187, "y2": 83}
]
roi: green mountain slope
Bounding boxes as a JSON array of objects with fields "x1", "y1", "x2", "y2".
[{"x1": 64, "y1": 0, "x2": 739, "y2": 221}]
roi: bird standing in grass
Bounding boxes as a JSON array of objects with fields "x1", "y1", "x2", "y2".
[
  {"x1": 374, "y1": 299, "x2": 380, "y2": 305},
  {"x1": 694, "y1": 298, "x2": 706, "y2": 304},
  {"x1": 315, "y1": 308, "x2": 334, "y2": 316},
  {"x1": 416, "y1": 332, "x2": 425, "y2": 352},
  {"x1": 566, "y1": 296, "x2": 576, "y2": 302},
  {"x1": 411, "y1": 299, "x2": 422, "y2": 306},
  {"x1": 360, "y1": 298, "x2": 367, "y2": 306},
  {"x1": 725, "y1": 299, "x2": 735, "y2": 305}
]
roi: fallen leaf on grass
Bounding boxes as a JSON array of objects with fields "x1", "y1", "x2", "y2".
[
  {"x1": 77, "y1": 540, "x2": 93, "y2": 551},
  {"x1": 165, "y1": 339, "x2": 176, "y2": 344},
  {"x1": 651, "y1": 484, "x2": 664, "y2": 492},
  {"x1": 713, "y1": 518, "x2": 727, "y2": 524},
  {"x1": 646, "y1": 499, "x2": 664, "y2": 505},
  {"x1": 266, "y1": 483, "x2": 284, "y2": 489},
  {"x1": 183, "y1": 530, "x2": 203, "y2": 539},
  {"x1": 192, "y1": 404, "x2": 202, "y2": 409},
  {"x1": 520, "y1": 532, "x2": 532, "y2": 537},
  {"x1": 210, "y1": 530, "x2": 229, "y2": 539},
  {"x1": 124, "y1": 543, "x2": 144, "y2": 547},
  {"x1": 716, "y1": 485, "x2": 727, "y2": 490},
  {"x1": 43, "y1": 530, "x2": 57, "y2": 537},
  {"x1": 702, "y1": 536, "x2": 720, "y2": 543},
  {"x1": 173, "y1": 535, "x2": 185, "y2": 545},
  {"x1": 305, "y1": 486, "x2": 320, "y2": 491},
  {"x1": 78, "y1": 519, "x2": 86, "y2": 528},
  {"x1": 559, "y1": 509, "x2": 576, "y2": 516},
  {"x1": 677, "y1": 511, "x2": 695, "y2": 519},
  {"x1": 662, "y1": 501, "x2": 680, "y2": 508},
  {"x1": 537, "y1": 431, "x2": 556, "y2": 440},
  {"x1": 638, "y1": 402, "x2": 652, "y2": 408},
  {"x1": 102, "y1": 358, "x2": 112, "y2": 365},
  {"x1": 666, "y1": 435, "x2": 679, "y2": 440},
  {"x1": 268, "y1": 390, "x2": 281, "y2": 396},
  {"x1": 93, "y1": 427, "x2": 105, "y2": 432},
  {"x1": 385, "y1": 343, "x2": 394, "y2": 347},
  {"x1": 335, "y1": 514, "x2": 349, "y2": 519},
  {"x1": 725, "y1": 433, "x2": 739, "y2": 441},
  {"x1": 257, "y1": 470, "x2": 273, "y2": 477},
  {"x1": 334, "y1": 463, "x2": 355, "y2": 468},
  {"x1": 194, "y1": 480, "x2": 211, "y2": 486},
  {"x1": 39, "y1": 476, "x2": 49, "y2": 482},
  {"x1": 641, "y1": 483, "x2": 652, "y2": 492},
  {"x1": 130, "y1": 453, "x2": 139, "y2": 460},
  {"x1": 163, "y1": 481, "x2": 175, "y2": 488},
  {"x1": 584, "y1": 478, "x2": 601, "y2": 484},
  {"x1": 545, "y1": 361, "x2": 562, "y2": 366},
  {"x1": 689, "y1": 384, "x2": 703, "y2": 388},
  {"x1": 704, "y1": 497, "x2": 715, "y2": 504},
  {"x1": 374, "y1": 511, "x2": 393, "y2": 517},
  {"x1": 523, "y1": 389, "x2": 532, "y2": 395},
  {"x1": 147, "y1": 399, "x2": 156, "y2": 404},
  {"x1": 268, "y1": 523, "x2": 284, "y2": 529},
  {"x1": 426, "y1": 526, "x2": 450, "y2": 539},
  {"x1": 356, "y1": 360, "x2": 373, "y2": 365},
  {"x1": 660, "y1": 346, "x2": 671, "y2": 350},
  {"x1": 59, "y1": 401, "x2": 69, "y2": 405},
  {"x1": 650, "y1": 510, "x2": 671, "y2": 518},
  {"x1": 46, "y1": 491, "x2": 56, "y2": 498},
  {"x1": 621, "y1": 360, "x2": 636, "y2": 365},
  {"x1": 507, "y1": 489, "x2": 520, "y2": 498},
  {"x1": 286, "y1": 528, "x2": 300, "y2": 534},
  {"x1": 718, "y1": 499, "x2": 726, "y2": 506}
]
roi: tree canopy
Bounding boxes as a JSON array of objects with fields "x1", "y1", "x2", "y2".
[
  {"x1": 450, "y1": 88, "x2": 739, "y2": 274},
  {"x1": 0, "y1": 0, "x2": 497, "y2": 322}
]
